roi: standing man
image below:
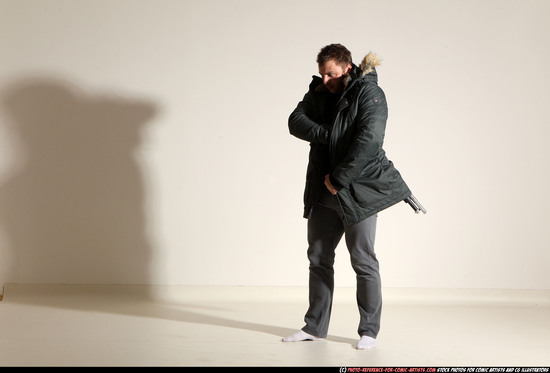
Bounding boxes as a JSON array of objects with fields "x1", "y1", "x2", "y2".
[{"x1": 283, "y1": 44, "x2": 411, "y2": 350}]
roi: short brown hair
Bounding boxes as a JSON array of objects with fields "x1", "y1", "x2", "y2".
[{"x1": 316, "y1": 44, "x2": 352, "y2": 68}]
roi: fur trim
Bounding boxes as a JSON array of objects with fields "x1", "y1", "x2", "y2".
[{"x1": 359, "y1": 52, "x2": 381, "y2": 76}]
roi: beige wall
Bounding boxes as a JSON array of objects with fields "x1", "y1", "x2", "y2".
[{"x1": 0, "y1": 0, "x2": 548, "y2": 289}]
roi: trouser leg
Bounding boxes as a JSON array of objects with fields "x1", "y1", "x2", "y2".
[
  {"x1": 344, "y1": 214, "x2": 381, "y2": 338},
  {"x1": 302, "y1": 199, "x2": 344, "y2": 338}
]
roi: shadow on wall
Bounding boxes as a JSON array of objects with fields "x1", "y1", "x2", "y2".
[{"x1": 0, "y1": 77, "x2": 158, "y2": 285}]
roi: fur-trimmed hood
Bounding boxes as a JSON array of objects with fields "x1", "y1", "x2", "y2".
[
  {"x1": 346, "y1": 51, "x2": 381, "y2": 85},
  {"x1": 359, "y1": 52, "x2": 381, "y2": 76}
]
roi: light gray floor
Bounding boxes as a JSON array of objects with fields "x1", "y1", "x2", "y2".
[{"x1": 0, "y1": 284, "x2": 549, "y2": 367}]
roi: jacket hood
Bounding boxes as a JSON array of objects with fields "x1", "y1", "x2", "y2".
[
  {"x1": 358, "y1": 52, "x2": 381, "y2": 76},
  {"x1": 347, "y1": 51, "x2": 381, "y2": 85}
]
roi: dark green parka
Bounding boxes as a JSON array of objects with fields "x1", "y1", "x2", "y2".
[{"x1": 289, "y1": 52, "x2": 411, "y2": 225}]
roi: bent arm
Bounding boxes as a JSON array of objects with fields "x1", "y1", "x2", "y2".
[{"x1": 288, "y1": 92, "x2": 329, "y2": 144}]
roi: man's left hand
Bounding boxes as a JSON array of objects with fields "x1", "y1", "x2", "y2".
[{"x1": 324, "y1": 174, "x2": 338, "y2": 195}]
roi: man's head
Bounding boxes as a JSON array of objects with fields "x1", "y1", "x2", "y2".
[{"x1": 317, "y1": 44, "x2": 352, "y2": 94}]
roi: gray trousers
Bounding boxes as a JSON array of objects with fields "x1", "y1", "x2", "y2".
[{"x1": 302, "y1": 190, "x2": 381, "y2": 339}]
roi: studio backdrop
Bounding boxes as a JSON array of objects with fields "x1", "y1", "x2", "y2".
[{"x1": 0, "y1": 0, "x2": 548, "y2": 290}]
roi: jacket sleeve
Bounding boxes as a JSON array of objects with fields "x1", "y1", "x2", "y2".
[
  {"x1": 288, "y1": 92, "x2": 329, "y2": 144},
  {"x1": 329, "y1": 86, "x2": 388, "y2": 190}
]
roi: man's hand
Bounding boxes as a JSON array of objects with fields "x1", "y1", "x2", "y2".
[{"x1": 324, "y1": 174, "x2": 338, "y2": 195}]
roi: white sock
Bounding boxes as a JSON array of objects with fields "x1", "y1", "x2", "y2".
[
  {"x1": 282, "y1": 330, "x2": 324, "y2": 342},
  {"x1": 356, "y1": 335, "x2": 377, "y2": 350}
]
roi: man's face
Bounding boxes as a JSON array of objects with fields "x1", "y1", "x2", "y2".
[{"x1": 319, "y1": 59, "x2": 351, "y2": 94}]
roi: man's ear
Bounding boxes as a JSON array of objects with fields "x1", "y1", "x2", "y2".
[{"x1": 345, "y1": 64, "x2": 352, "y2": 74}]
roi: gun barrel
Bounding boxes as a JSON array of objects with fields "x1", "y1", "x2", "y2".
[
  {"x1": 405, "y1": 197, "x2": 419, "y2": 213},
  {"x1": 404, "y1": 194, "x2": 427, "y2": 214}
]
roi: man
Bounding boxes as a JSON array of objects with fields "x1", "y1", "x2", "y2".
[{"x1": 283, "y1": 44, "x2": 411, "y2": 350}]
